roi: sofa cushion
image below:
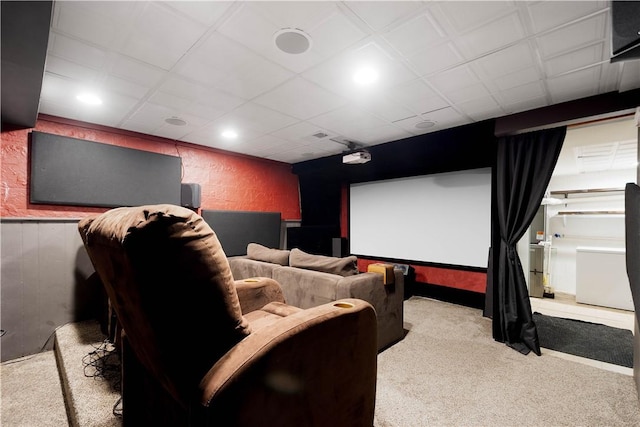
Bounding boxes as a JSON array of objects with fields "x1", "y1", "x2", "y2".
[
  {"x1": 289, "y1": 248, "x2": 358, "y2": 277},
  {"x1": 247, "y1": 243, "x2": 290, "y2": 266}
]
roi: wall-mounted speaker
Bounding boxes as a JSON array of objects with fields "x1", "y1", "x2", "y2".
[{"x1": 181, "y1": 183, "x2": 201, "y2": 208}]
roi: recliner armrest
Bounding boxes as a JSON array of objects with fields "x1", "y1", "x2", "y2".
[
  {"x1": 234, "y1": 277, "x2": 285, "y2": 314},
  {"x1": 198, "y1": 298, "x2": 377, "y2": 426}
]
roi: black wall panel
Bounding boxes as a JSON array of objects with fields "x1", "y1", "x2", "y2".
[
  {"x1": 29, "y1": 131, "x2": 181, "y2": 208},
  {"x1": 201, "y1": 210, "x2": 281, "y2": 256}
]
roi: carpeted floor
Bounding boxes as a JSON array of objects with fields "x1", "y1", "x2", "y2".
[
  {"x1": 374, "y1": 296, "x2": 640, "y2": 426},
  {"x1": 2, "y1": 297, "x2": 639, "y2": 426},
  {"x1": 533, "y1": 311, "x2": 634, "y2": 368}
]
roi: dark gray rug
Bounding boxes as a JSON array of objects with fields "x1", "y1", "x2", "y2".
[{"x1": 533, "y1": 312, "x2": 633, "y2": 368}]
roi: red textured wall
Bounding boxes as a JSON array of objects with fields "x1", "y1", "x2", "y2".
[
  {"x1": 357, "y1": 258, "x2": 486, "y2": 293},
  {"x1": 1, "y1": 115, "x2": 300, "y2": 219},
  {"x1": 342, "y1": 183, "x2": 486, "y2": 293}
]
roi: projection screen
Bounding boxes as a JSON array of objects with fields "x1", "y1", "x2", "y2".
[{"x1": 349, "y1": 168, "x2": 491, "y2": 268}]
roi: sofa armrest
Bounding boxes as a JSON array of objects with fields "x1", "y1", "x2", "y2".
[
  {"x1": 228, "y1": 256, "x2": 279, "y2": 281},
  {"x1": 234, "y1": 277, "x2": 285, "y2": 314},
  {"x1": 336, "y1": 270, "x2": 405, "y2": 350},
  {"x1": 197, "y1": 299, "x2": 377, "y2": 426}
]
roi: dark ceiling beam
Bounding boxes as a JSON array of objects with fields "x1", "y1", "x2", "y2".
[
  {"x1": 1, "y1": 1, "x2": 53, "y2": 128},
  {"x1": 494, "y1": 88, "x2": 640, "y2": 137}
]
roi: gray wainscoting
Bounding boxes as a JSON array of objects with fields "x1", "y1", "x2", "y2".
[{"x1": 1, "y1": 219, "x2": 101, "y2": 362}]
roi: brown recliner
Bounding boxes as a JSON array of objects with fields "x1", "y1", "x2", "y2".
[{"x1": 78, "y1": 204, "x2": 377, "y2": 427}]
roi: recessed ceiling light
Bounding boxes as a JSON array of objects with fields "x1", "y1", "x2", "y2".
[
  {"x1": 353, "y1": 67, "x2": 379, "y2": 85},
  {"x1": 221, "y1": 129, "x2": 238, "y2": 139},
  {"x1": 164, "y1": 117, "x2": 187, "y2": 126},
  {"x1": 76, "y1": 92, "x2": 102, "y2": 105},
  {"x1": 415, "y1": 120, "x2": 437, "y2": 129},
  {"x1": 274, "y1": 28, "x2": 312, "y2": 54}
]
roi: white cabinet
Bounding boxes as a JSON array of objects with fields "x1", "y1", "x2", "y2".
[{"x1": 576, "y1": 247, "x2": 634, "y2": 311}]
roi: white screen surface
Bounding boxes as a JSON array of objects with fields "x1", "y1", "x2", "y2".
[{"x1": 349, "y1": 168, "x2": 491, "y2": 268}]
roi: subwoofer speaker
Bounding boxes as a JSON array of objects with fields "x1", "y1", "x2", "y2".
[{"x1": 181, "y1": 183, "x2": 201, "y2": 208}]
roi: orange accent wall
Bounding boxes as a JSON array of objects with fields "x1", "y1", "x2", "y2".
[{"x1": 1, "y1": 116, "x2": 301, "y2": 219}]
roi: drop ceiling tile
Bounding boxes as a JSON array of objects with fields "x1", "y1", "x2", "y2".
[
  {"x1": 527, "y1": 1, "x2": 607, "y2": 33},
  {"x1": 39, "y1": 73, "x2": 80, "y2": 105},
  {"x1": 181, "y1": 121, "x2": 262, "y2": 149},
  {"x1": 267, "y1": 143, "x2": 336, "y2": 164},
  {"x1": 179, "y1": 32, "x2": 295, "y2": 99},
  {"x1": 271, "y1": 121, "x2": 337, "y2": 143},
  {"x1": 406, "y1": 43, "x2": 464, "y2": 76},
  {"x1": 445, "y1": 82, "x2": 491, "y2": 104},
  {"x1": 420, "y1": 107, "x2": 469, "y2": 127},
  {"x1": 253, "y1": 1, "x2": 336, "y2": 31},
  {"x1": 52, "y1": 1, "x2": 136, "y2": 49},
  {"x1": 48, "y1": 34, "x2": 108, "y2": 69},
  {"x1": 344, "y1": 124, "x2": 412, "y2": 146},
  {"x1": 104, "y1": 75, "x2": 150, "y2": 99},
  {"x1": 73, "y1": 91, "x2": 139, "y2": 127},
  {"x1": 547, "y1": 67, "x2": 600, "y2": 103},
  {"x1": 110, "y1": 55, "x2": 167, "y2": 87},
  {"x1": 545, "y1": 43, "x2": 604, "y2": 77},
  {"x1": 427, "y1": 65, "x2": 479, "y2": 94},
  {"x1": 159, "y1": 77, "x2": 246, "y2": 112},
  {"x1": 147, "y1": 91, "x2": 226, "y2": 122},
  {"x1": 219, "y1": 102, "x2": 298, "y2": 134},
  {"x1": 37, "y1": 99, "x2": 77, "y2": 122},
  {"x1": 492, "y1": 67, "x2": 541, "y2": 91},
  {"x1": 305, "y1": 10, "x2": 369, "y2": 58},
  {"x1": 391, "y1": 113, "x2": 438, "y2": 135},
  {"x1": 382, "y1": 12, "x2": 446, "y2": 56},
  {"x1": 346, "y1": 1, "x2": 426, "y2": 32},
  {"x1": 502, "y1": 95, "x2": 548, "y2": 114},
  {"x1": 536, "y1": 14, "x2": 606, "y2": 58},
  {"x1": 497, "y1": 80, "x2": 546, "y2": 105},
  {"x1": 126, "y1": 102, "x2": 179, "y2": 129},
  {"x1": 388, "y1": 79, "x2": 449, "y2": 115},
  {"x1": 308, "y1": 105, "x2": 388, "y2": 137},
  {"x1": 302, "y1": 42, "x2": 417, "y2": 100},
  {"x1": 454, "y1": 13, "x2": 526, "y2": 59},
  {"x1": 122, "y1": 3, "x2": 207, "y2": 70},
  {"x1": 457, "y1": 96, "x2": 504, "y2": 122},
  {"x1": 217, "y1": 2, "x2": 341, "y2": 74},
  {"x1": 353, "y1": 94, "x2": 415, "y2": 122},
  {"x1": 151, "y1": 119, "x2": 208, "y2": 141},
  {"x1": 253, "y1": 77, "x2": 348, "y2": 120},
  {"x1": 45, "y1": 56, "x2": 100, "y2": 83},
  {"x1": 394, "y1": 107, "x2": 470, "y2": 135},
  {"x1": 161, "y1": 1, "x2": 236, "y2": 27},
  {"x1": 472, "y1": 42, "x2": 535, "y2": 80},
  {"x1": 435, "y1": 1, "x2": 517, "y2": 33}
]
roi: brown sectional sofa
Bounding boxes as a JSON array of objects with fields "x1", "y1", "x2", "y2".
[{"x1": 229, "y1": 245, "x2": 404, "y2": 351}]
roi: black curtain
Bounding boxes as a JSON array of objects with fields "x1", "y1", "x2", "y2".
[{"x1": 488, "y1": 126, "x2": 566, "y2": 355}]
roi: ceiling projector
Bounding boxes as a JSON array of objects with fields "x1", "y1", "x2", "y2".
[{"x1": 343, "y1": 151, "x2": 371, "y2": 164}]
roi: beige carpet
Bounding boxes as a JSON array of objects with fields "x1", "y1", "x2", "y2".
[
  {"x1": 2, "y1": 297, "x2": 639, "y2": 426},
  {"x1": 374, "y1": 296, "x2": 640, "y2": 426},
  {"x1": 1, "y1": 351, "x2": 68, "y2": 427}
]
